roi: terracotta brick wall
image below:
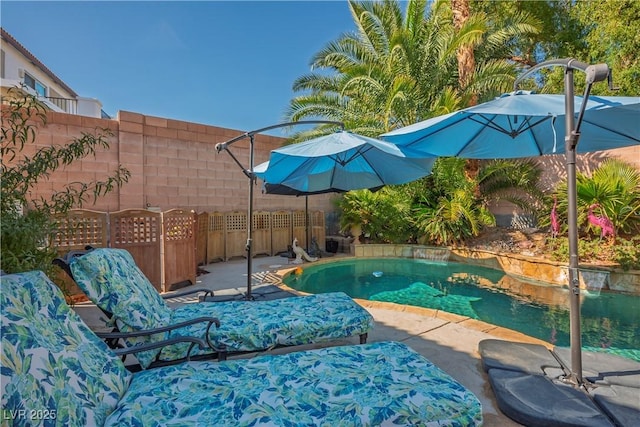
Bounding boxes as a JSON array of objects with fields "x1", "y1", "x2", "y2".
[{"x1": 14, "y1": 109, "x2": 335, "y2": 214}]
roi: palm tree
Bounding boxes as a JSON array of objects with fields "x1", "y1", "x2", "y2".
[
  {"x1": 287, "y1": 0, "x2": 437, "y2": 140},
  {"x1": 285, "y1": 0, "x2": 541, "y2": 243},
  {"x1": 285, "y1": 0, "x2": 538, "y2": 141}
]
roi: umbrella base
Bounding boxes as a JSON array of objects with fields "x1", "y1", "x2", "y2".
[{"x1": 479, "y1": 339, "x2": 640, "y2": 427}]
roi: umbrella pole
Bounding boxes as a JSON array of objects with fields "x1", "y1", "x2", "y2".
[
  {"x1": 246, "y1": 135, "x2": 255, "y2": 300},
  {"x1": 305, "y1": 196, "x2": 310, "y2": 252},
  {"x1": 564, "y1": 68, "x2": 583, "y2": 385},
  {"x1": 515, "y1": 59, "x2": 610, "y2": 386},
  {"x1": 214, "y1": 121, "x2": 345, "y2": 301}
]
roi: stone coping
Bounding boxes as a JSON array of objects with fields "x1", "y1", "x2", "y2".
[
  {"x1": 351, "y1": 243, "x2": 640, "y2": 295},
  {"x1": 273, "y1": 277, "x2": 552, "y2": 349}
]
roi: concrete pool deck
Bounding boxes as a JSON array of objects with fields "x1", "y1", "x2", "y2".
[
  {"x1": 75, "y1": 254, "x2": 533, "y2": 425},
  {"x1": 72, "y1": 254, "x2": 638, "y2": 426}
]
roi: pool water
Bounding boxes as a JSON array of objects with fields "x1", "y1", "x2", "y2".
[{"x1": 284, "y1": 258, "x2": 640, "y2": 362}]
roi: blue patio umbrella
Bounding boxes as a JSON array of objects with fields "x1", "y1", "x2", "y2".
[
  {"x1": 217, "y1": 124, "x2": 433, "y2": 301},
  {"x1": 381, "y1": 63, "x2": 640, "y2": 386},
  {"x1": 254, "y1": 131, "x2": 435, "y2": 194},
  {"x1": 254, "y1": 160, "x2": 384, "y2": 252},
  {"x1": 254, "y1": 131, "x2": 433, "y2": 254},
  {"x1": 382, "y1": 91, "x2": 640, "y2": 158}
]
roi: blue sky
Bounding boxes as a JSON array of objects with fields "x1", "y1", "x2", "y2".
[{"x1": 1, "y1": 1, "x2": 357, "y2": 135}]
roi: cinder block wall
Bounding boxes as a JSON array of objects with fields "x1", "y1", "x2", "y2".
[
  {"x1": 13, "y1": 108, "x2": 637, "y2": 225},
  {"x1": 15, "y1": 109, "x2": 335, "y2": 214}
]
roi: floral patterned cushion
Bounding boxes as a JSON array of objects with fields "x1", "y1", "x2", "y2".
[
  {"x1": 105, "y1": 341, "x2": 483, "y2": 426},
  {"x1": 1, "y1": 272, "x2": 482, "y2": 426},
  {"x1": 68, "y1": 248, "x2": 374, "y2": 368},
  {"x1": 161, "y1": 292, "x2": 375, "y2": 360},
  {"x1": 69, "y1": 248, "x2": 173, "y2": 368},
  {"x1": 1, "y1": 271, "x2": 131, "y2": 426}
]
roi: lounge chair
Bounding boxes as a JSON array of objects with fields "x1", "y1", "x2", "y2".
[
  {"x1": 58, "y1": 248, "x2": 374, "y2": 369},
  {"x1": 0, "y1": 270, "x2": 483, "y2": 426}
]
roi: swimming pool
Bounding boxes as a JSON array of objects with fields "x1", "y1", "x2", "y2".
[{"x1": 284, "y1": 258, "x2": 640, "y2": 362}]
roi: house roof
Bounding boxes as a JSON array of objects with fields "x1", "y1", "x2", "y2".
[{"x1": 1, "y1": 27, "x2": 78, "y2": 97}]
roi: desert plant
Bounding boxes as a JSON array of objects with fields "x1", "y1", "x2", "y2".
[
  {"x1": 1, "y1": 88, "x2": 130, "y2": 276},
  {"x1": 550, "y1": 158, "x2": 640, "y2": 237}
]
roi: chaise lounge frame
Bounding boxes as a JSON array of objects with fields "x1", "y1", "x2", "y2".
[{"x1": 55, "y1": 247, "x2": 373, "y2": 370}]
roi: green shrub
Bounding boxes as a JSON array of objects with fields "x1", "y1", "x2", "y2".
[
  {"x1": 612, "y1": 237, "x2": 640, "y2": 271},
  {"x1": 336, "y1": 157, "x2": 544, "y2": 245},
  {"x1": 547, "y1": 235, "x2": 639, "y2": 269},
  {"x1": 336, "y1": 188, "x2": 415, "y2": 243}
]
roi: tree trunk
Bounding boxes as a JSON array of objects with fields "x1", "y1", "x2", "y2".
[
  {"x1": 452, "y1": 0, "x2": 480, "y2": 179},
  {"x1": 452, "y1": 0, "x2": 476, "y2": 102}
]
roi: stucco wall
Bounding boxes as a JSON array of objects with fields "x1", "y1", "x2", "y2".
[{"x1": 1, "y1": 40, "x2": 75, "y2": 99}]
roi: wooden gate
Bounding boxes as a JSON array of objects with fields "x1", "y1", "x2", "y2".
[
  {"x1": 163, "y1": 209, "x2": 196, "y2": 291},
  {"x1": 110, "y1": 209, "x2": 162, "y2": 292}
]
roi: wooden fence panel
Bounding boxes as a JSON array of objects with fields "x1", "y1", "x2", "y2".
[
  {"x1": 163, "y1": 209, "x2": 196, "y2": 291},
  {"x1": 195, "y1": 212, "x2": 208, "y2": 266},
  {"x1": 224, "y1": 211, "x2": 247, "y2": 260},
  {"x1": 206, "y1": 212, "x2": 225, "y2": 263},
  {"x1": 110, "y1": 209, "x2": 162, "y2": 292},
  {"x1": 53, "y1": 209, "x2": 109, "y2": 297},
  {"x1": 310, "y1": 210, "x2": 326, "y2": 249},
  {"x1": 292, "y1": 210, "x2": 308, "y2": 249},
  {"x1": 270, "y1": 210, "x2": 291, "y2": 255},
  {"x1": 52, "y1": 208, "x2": 328, "y2": 296},
  {"x1": 252, "y1": 211, "x2": 271, "y2": 257}
]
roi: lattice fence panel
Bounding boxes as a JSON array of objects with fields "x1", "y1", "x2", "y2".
[
  {"x1": 163, "y1": 209, "x2": 196, "y2": 291},
  {"x1": 195, "y1": 212, "x2": 208, "y2": 266},
  {"x1": 110, "y1": 209, "x2": 162, "y2": 291},
  {"x1": 310, "y1": 210, "x2": 326, "y2": 251},
  {"x1": 54, "y1": 209, "x2": 108, "y2": 251},
  {"x1": 292, "y1": 210, "x2": 308, "y2": 249},
  {"x1": 53, "y1": 209, "x2": 109, "y2": 297}
]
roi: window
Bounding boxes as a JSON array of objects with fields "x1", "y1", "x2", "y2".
[{"x1": 24, "y1": 72, "x2": 46, "y2": 97}]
